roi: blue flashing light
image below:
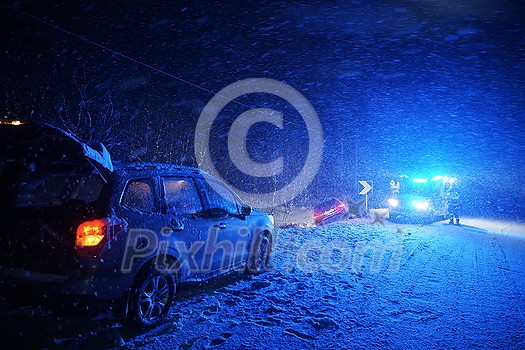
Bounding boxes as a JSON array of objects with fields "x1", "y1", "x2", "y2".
[
  {"x1": 431, "y1": 176, "x2": 442, "y2": 181},
  {"x1": 412, "y1": 178, "x2": 428, "y2": 183}
]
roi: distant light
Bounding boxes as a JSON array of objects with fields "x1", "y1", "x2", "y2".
[
  {"x1": 431, "y1": 176, "x2": 442, "y2": 181},
  {"x1": 412, "y1": 200, "x2": 429, "y2": 211},
  {"x1": 0, "y1": 120, "x2": 23, "y2": 126},
  {"x1": 412, "y1": 178, "x2": 428, "y2": 183},
  {"x1": 449, "y1": 177, "x2": 456, "y2": 183},
  {"x1": 388, "y1": 198, "x2": 399, "y2": 207},
  {"x1": 443, "y1": 176, "x2": 449, "y2": 182}
]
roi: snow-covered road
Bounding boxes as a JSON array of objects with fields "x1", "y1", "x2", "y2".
[{"x1": 2, "y1": 219, "x2": 525, "y2": 349}]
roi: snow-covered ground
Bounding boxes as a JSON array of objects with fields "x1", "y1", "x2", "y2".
[{"x1": 1, "y1": 218, "x2": 525, "y2": 349}]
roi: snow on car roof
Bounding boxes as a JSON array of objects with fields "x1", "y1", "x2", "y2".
[{"x1": 113, "y1": 161, "x2": 208, "y2": 175}]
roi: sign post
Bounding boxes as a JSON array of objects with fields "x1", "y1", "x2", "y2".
[{"x1": 358, "y1": 180, "x2": 373, "y2": 212}]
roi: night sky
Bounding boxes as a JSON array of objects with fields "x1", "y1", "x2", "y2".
[{"x1": 1, "y1": 0, "x2": 524, "y2": 210}]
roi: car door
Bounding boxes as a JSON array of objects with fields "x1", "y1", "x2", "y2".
[
  {"x1": 161, "y1": 176, "x2": 210, "y2": 278},
  {"x1": 196, "y1": 178, "x2": 251, "y2": 273},
  {"x1": 118, "y1": 177, "x2": 167, "y2": 273}
]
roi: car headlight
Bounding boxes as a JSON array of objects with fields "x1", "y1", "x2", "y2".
[
  {"x1": 412, "y1": 200, "x2": 429, "y2": 211},
  {"x1": 388, "y1": 198, "x2": 399, "y2": 207}
]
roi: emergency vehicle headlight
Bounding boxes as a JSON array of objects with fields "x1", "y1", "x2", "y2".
[
  {"x1": 388, "y1": 198, "x2": 399, "y2": 207},
  {"x1": 412, "y1": 200, "x2": 429, "y2": 211}
]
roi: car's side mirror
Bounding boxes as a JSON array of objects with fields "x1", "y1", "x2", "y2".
[{"x1": 241, "y1": 204, "x2": 252, "y2": 216}]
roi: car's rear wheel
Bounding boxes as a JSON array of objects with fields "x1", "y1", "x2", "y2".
[
  {"x1": 124, "y1": 264, "x2": 176, "y2": 329},
  {"x1": 247, "y1": 232, "x2": 273, "y2": 274}
]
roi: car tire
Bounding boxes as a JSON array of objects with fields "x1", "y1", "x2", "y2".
[
  {"x1": 124, "y1": 264, "x2": 176, "y2": 329},
  {"x1": 246, "y1": 232, "x2": 273, "y2": 274}
]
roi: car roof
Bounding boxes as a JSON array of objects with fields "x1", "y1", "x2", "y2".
[{"x1": 113, "y1": 161, "x2": 209, "y2": 177}]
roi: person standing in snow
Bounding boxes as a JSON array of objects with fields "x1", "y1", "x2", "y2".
[
  {"x1": 390, "y1": 179, "x2": 400, "y2": 196},
  {"x1": 447, "y1": 191, "x2": 460, "y2": 225}
]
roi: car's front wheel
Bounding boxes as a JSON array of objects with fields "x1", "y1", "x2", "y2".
[
  {"x1": 124, "y1": 265, "x2": 176, "y2": 329},
  {"x1": 247, "y1": 232, "x2": 273, "y2": 274}
]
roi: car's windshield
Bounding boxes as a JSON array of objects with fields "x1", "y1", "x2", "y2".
[{"x1": 402, "y1": 182, "x2": 435, "y2": 198}]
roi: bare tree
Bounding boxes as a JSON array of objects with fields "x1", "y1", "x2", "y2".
[{"x1": 54, "y1": 70, "x2": 130, "y2": 158}]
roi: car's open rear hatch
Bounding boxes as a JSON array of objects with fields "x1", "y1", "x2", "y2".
[
  {"x1": 0, "y1": 120, "x2": 113, "y2": 274},
  {"x1": 0, "y1": 120, "x2": 113, "y2": 175}
]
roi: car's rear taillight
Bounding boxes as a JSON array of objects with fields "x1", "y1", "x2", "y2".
[
  {"x1": 76, "y1": 218, "x2": 110, "y2": 248},
  {"x1": 336, "y1": 203, "x2": 346, "y2": 210},
  {"x1": 75, "y1": 218, "x2": 123, "y2": 257}
]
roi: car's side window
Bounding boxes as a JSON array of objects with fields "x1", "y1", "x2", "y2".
[
  {"x1": 163, "y1": 178, "x2": 202, "y2": 215},
  {"x1": 201, "y1": 180, "x2": 240, "y2": 215},
  {"x1": 121, "y1": 179, "x2": 155, "y2": 213}
]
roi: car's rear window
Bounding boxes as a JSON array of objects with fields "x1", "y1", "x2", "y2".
[{"x1": 14, "y1": 172, "x2": 104, "y2": 207}]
